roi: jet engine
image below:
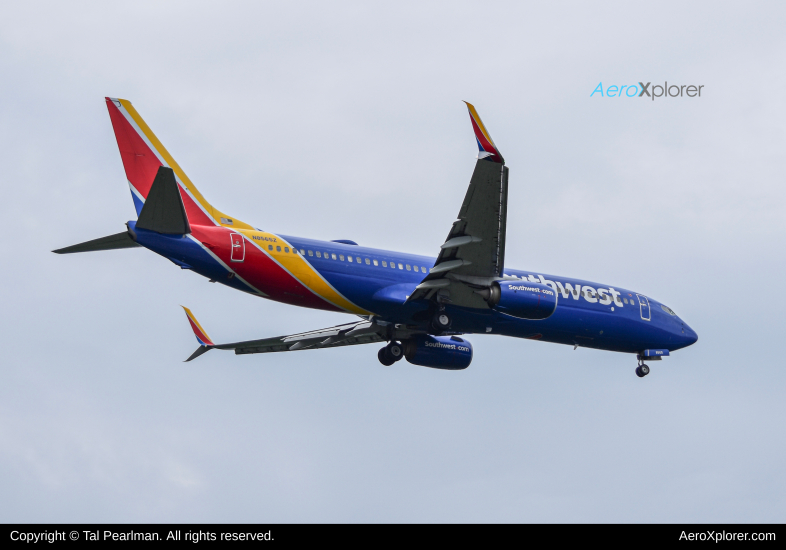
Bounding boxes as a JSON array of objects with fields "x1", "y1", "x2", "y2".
[
  {"x1": 479, "y1": 280, "x2": 557, "y2": 320},
  {"x1": 402, "y1": 335, "x2": 473, "y2": 370}
]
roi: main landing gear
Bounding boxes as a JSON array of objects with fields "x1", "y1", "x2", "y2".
[
  {"x1": 378, "y1": 342, "x2": 404, "y2": 366},
  {"x1": 431, "y1": 311, "x2": 452, "y2": 333}
]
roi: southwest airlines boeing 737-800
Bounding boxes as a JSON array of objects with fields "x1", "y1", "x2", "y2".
[{"x1": 54, "y1": 98, "x2": 697, "y2": 377}]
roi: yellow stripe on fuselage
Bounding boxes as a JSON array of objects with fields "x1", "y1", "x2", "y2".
[
  {"x1": 239, "y1": 229, "x2": 373, "y2": 315},
  {"x1": 117, "y1": 99, "x2": 254, "y2": 231}
]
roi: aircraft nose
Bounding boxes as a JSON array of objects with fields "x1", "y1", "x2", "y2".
[{"x1": 681, "y1": 323, "x2": 698, "y2": 347}]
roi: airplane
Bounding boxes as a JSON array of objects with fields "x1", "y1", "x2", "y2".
[{"x1": 54, "y1": 98, "x2": 698, "y2": 378}]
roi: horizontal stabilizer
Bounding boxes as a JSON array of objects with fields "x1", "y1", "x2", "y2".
[
  {"x1": 52, "y1": 231, "x2": 140, "y2": 254},
  {"x1": 136, "y1": 166, "x2": 191, "y2": 235}
]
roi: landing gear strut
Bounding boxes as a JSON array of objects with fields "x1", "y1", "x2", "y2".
[{"x1": 378, "y1": 342, "x2": 404, "y2": 366}]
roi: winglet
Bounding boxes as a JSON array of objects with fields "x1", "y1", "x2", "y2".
[
  {"x1": 182, "y1": 306, "x2": 214, "y2": 361},
  {"x1": 464, "y1": 101, "x2": 505, "y2": 165}
]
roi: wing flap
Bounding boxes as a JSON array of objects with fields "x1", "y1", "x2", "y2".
[
  {"x1": 233, "y1": 331, "x2": 385, "y2": 355},
  {"x1": 218, "y1": 320, "x2": 385, "y2": 355},
  {"x1": 181, "y1": 310, "x2": 387, "y2": 361},
  {"x1": 408, "y1": 160, "x2": 508, "y2": 305}
]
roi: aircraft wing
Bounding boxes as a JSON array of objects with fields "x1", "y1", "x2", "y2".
[
  {"x1": 181, "y1": 307, "x2": 386, "y2": 361},
  {"x1": 407, "y1": 102, "x2": 509, "y2": 307}
]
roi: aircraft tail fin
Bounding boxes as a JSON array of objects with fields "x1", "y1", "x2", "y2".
[
  {"x1": 182, "y1": 306, "x2": 214, "y2": 362},
  {"x1": 105, "y1": 97, "x2": 253, "y2": 230}
]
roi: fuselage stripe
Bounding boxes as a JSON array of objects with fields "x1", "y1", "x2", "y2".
[
  {"x1": 240, "y1": 231, "x2": 372, "y2": 315},
  {"x1": 185, "y1": 234, "x2": 267, "y2": 297}
]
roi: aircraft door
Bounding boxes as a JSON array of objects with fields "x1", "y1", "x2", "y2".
[
  {"x1": 230, "y1": 233, "x2": 245, "y2": 262},
  {"x1": 637, "y1": 294, "x2": 651, "y2": 321}
]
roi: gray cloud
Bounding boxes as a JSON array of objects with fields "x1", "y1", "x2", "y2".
[{"x1": 0, "y1": 0, "x2": 784, "y2": 522}]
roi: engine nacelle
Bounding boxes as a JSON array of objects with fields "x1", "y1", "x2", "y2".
[
  {"x1": 402, "y1": 335, "x2": 473, "y2": 370},
  {"x1": 485, "y1": 280, "x2": 557, "y2": 320}
]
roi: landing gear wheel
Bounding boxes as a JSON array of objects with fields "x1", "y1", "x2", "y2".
[
  {"x1": 431, "y1": 312, "x2": 452, "y2": 332},
  {"x1": 386, "y1": 342, "x2": 404, "y2": 362},
  {"x1": 378, "y1": 347, "x2": 395, "y2": 366},
  {"x1": 635, "y1": 364, "x2": 650, "y2": 378}
]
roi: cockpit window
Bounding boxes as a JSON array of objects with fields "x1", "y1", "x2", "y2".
[{"x1": 661, "y1": 305, "x2": 676, "y2": 316}]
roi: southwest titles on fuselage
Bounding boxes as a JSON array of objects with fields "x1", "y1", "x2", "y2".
[{"x1": 505, "y1": 273, "x2": 624, "y2": 306}]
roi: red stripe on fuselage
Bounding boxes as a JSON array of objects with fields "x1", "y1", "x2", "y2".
[
  {"x1": 190, "y1": 226, "x2": 342, "y2": 312},
  {"x1": 105, "y1": 99, "x2": 214, "y2": 226}
]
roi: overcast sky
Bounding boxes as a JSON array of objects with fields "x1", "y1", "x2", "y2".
[{"x1": 1, "y1": 1, "x2": 784, "y2": 522}]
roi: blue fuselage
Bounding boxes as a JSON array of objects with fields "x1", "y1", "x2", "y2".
[{"x1": 133, "y1": 222, "x2": 698, "y2": 356}]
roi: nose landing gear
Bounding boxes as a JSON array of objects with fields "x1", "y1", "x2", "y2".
[
  {"x1": 635, "y1": 353, "x2": 660, "y2": 377},
  {"x1": 635, "y1": 363, "x2": 650, "y2": 378},
  {"x1": 378, "y1": 342, "x2": 404, "y2": 366}
]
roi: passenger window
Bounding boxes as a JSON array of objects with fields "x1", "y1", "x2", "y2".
[
  {"x1": 299, "y1": 249, "x2": 304, "y2": 255},
  {"x1": 365, "y1": 258, "x2": 370, "y2": 265},
  {"x1": 276, "y1": 245, "x2": 281, "y2": 252},
  {"x1": 398, "y1": 263, "x2": 403, "y2": 269},
  {"x1": 316, "y1": 251, "x2": 321, "y2": 258},
  {"x1": 331, "y1": 253, "x2": 337, "y2": 260},
  {"x1": 373, "y1": 260, "x2": 379, "y2": 266},
  {"x1": 348, "y1": 256, "x2": 353, "y2": 262},
  {"x1": 308, "y1": 250, "x2": 313, "y2": 256},
  {"x1": 406, "y1": 264, "x2": 411, "y2": 271},
  {"x1": 382, "y1": 261, "x2": 387, "y2": 267},
  {"x1": 391, "y1": 263, "x2": 396, "y2": 269},
  {"x1": 284, "y1": 247, "x2": 289, "y2": 253},
  {"x1": 421, "y1": 267, "x2": 427, "y2": 273},
  {"x1": 268, "y1": 245, "x2": 273, "y2": 251},
  {"x1": 339, "y1": 255, "x2": 344, "y2": 261}
]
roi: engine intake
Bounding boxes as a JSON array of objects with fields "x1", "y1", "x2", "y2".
[
  {"x1": 481, "y1": 280, "x2": 557, "y2": 320},
  {"x1": 402, "y1": 335, "x2": 473, "y2": 370}
]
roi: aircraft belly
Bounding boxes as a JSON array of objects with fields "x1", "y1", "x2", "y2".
[
  {"x1": 131, "y1": 227, "x2": 256, "y2": 294},
  {"x1": 487, "y1": 305, "x2": 673, "y2": 353}
]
